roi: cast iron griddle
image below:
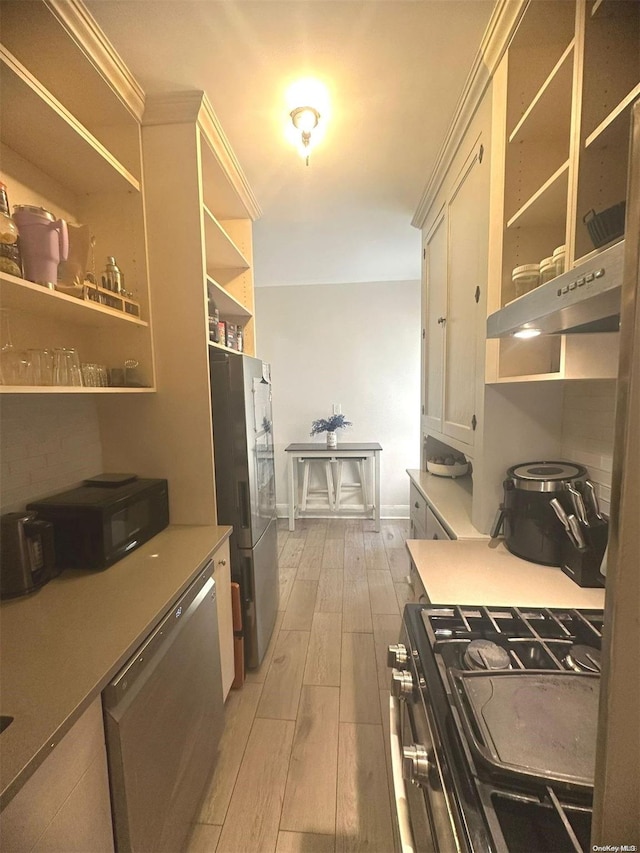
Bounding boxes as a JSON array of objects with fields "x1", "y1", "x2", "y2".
[{"x1": 450, "y1": 671, "x2": 599, "y2": 788}]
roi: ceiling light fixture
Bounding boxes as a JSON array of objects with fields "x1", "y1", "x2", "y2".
[{"x1": 290, "y1": 105, "x2": 320, "y2": 166}]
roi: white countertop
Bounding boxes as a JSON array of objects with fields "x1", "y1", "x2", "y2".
[
  {"x1": 406, "y1": 538, "x2": 606, "y2": 609},
  {"x1": 407, "y1": 468, "x2": 487, "y2": 540},
  {"x1": 0, "y1": 524, "x2": 231, "y2": 808}
]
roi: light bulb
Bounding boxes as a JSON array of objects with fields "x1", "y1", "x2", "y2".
[
  {"x1": 291, "y1": 106, "x2": 320, "y2": 134},
  {"x1": 513, "y1": 328, "x2": 542, "y2": 339}
]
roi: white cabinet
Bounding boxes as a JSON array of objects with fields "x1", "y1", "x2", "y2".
[
  {"x1": 0, "y1": 697, "x2": 114, "y2": 853},
  {"x1": 409, "y1": 482, "x2": 427, "y2": 539},
  {"x1": 409, "y1": 482, "x2": 453, "y2": 541},
  {"x1": 425, "y1": 505, "x2": 452, "y2": 541},
  {"x1": 422, "y1": 211, "x2": 446, "y2": 436},
  {"x1": 213, "y1": 539, "x2": 234, "y2": 699},
  {"x1": 421, "y1": 98, "x2": 490, "y2": 453},
  {"x1": 443, "y1": 140, "x2": 489, "y2": 445}
]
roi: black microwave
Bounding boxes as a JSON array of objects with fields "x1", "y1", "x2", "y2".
[{"x1": 27, "y1": 477, "x2": 169, "y2": 570}]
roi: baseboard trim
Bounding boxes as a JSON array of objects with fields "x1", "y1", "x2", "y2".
[{"x1": 275, "y1": 503, "x2": 409, "y2": 520}]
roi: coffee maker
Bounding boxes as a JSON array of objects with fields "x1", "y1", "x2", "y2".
[{"x1": 0, "y1": 511, "x2": 56, "y2": 598}]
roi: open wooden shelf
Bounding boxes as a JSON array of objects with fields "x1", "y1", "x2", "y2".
[
  {"x1": 208, "y1": 340, "x2": 243, "y2": 356},
  {"x1": 506, "y1": 160, "x2": 569, "y2": 229},
  {"x1": 207, "y1": 277, "x2": 252, "y2": 320},
  {"x1": 0, "y1": 386, "x2": 155, "y2": 394},
  {"x1": 203, "y1": 205, "x2": 251, "y2": 270},
  {"x1": 585, "y1": 83, "x2": 640, "y2": 149},
  {"x1": 509, "y1": 43, "x2": 574, "y2": 145},
  {"x1": 0, "y1": 272, "x2": 149, "y2": 329},
  {"x1": 0, "y1": 48, "x2": 140, "y2": 195}
]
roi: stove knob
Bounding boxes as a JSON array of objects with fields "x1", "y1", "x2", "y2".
[
  {"x1": 403, "y1": 744, "x2": 431, "y2": 786},
  {"x1": 387, "y1": 643, "x2": 408, "y2": 668},
  {"x1": 390, "y1": 668, "x2": 414, "y2": 698}
]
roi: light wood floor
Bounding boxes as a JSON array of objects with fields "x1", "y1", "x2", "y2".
[{"x1": 188, "y1": 518, "x2": 411, "y2": 853}]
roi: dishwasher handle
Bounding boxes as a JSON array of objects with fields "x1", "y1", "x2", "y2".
[{"x1": 103, "y1": 561, "x2": 214, "y2": 708}]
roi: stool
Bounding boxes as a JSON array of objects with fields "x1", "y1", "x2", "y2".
[
  {"x1": 334, "y1": 457, "x2": 368, "y2": 511},
  {"x1": 299, "y1": 457, "x2": 335, "y2": 511}
]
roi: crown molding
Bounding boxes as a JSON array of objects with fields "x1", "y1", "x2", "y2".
[
  {"x1": 143, "y1": 91, "x2": 261, "y2": 221},
  {"x1": 47, "y1": 0, "x2": 145, "y2": 120},
  {"x1": 412, "y1": 0, "x2": 527, "y2": 229}
]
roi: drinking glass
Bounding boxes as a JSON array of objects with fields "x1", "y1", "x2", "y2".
[
  {"x1": 26, "y1": 349, "x2": 54, "y2": 386},
  {"x1": 0, "y1": 309, "x2": 29, "y2": 386},
  {"x1": 81, "y1": 363, "x2": 98, "y2": 387},
  {"x1": 96, "y1": 365, "x2": 108, "y2": 387},
  {"x1": 53, "y1": 348, "x2": 83, "y2": 386}
]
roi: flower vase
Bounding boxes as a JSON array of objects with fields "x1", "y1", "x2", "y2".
[{"x1": 326, "y1": 430, "x2": 337, "y2": 449}]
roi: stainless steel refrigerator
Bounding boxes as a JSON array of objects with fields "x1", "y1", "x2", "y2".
[{"x1": 209, "y1": 350, "x2": 279, "y2": 669}]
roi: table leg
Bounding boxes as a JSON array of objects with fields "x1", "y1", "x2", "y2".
[
  {"x1": 288, "y1": 454, "x2": 296, "y2": 531},
  {"x1": 374, "y1": 451, "x2": 381, "y2": 532}
]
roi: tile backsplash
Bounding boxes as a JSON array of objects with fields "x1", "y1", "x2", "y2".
[
  {"x1": 560, "y1": 380, "x2": 616, "y2": 515},
  {"x1": 0, "y1": 396, "x2": 102, "y2": 513}
]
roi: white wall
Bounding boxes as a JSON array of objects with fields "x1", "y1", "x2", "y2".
[
  {"x1": 255, "y1": 279, "x2": 421, "y2": 517},
  {"x1": 561, "y1": 379, "x2": 616, "y2": 516},
  {"x1": 0, "y1": 396, "x2": 103, "y2": 512}
]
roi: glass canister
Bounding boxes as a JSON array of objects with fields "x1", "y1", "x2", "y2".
[
  {"x1": 512, "y1": 264, "x2": 540, "y2": 297},
  {"x1": 539, "y1": 256, "x2": 556, "y2": 284},
  {"x1": 553, "y1": 244, "x2": 566, "y2": 277},
  {"x1": 0, "y1": 183, "x2": 22, "y2": 278}
]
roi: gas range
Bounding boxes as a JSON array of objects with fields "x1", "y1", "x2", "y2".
[{"x1": 389, "y1": 604, "x2": 603, "y2": 852}]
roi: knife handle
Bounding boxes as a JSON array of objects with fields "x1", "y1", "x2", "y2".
[
  {"x1": 566, "y1": 484, "x2": 589, "y2": 526},
  {"x1": 584, "y1": 480, "x2": 604, "y2": 521},
  {"x1": 567, "y1": 514, "x2": 588, "y2": 552}
]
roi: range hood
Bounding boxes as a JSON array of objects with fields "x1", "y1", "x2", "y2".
[{"x1": 487, "y1": 241, "x2": 624, "y2": 338}]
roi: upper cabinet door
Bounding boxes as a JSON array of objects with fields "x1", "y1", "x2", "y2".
[
  {"x1": 443, "y1": 139, "x2": 489, "y2": 445},
  {"x1": 423, "y1": 210, "x2": 447, "y2": 435}
]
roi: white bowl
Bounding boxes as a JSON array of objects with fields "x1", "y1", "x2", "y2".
[{"x1": 427, "y1": 461, "x2": 469, "y2": 479}]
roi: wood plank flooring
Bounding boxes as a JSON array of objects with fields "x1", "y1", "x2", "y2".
[{"x1": 189, "y1": 518, "x2": 411, "y2": 853}]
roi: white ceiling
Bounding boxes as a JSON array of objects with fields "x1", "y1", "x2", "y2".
[{"x1": 87, "y1": 0, "x2": 495, "y2": 287}]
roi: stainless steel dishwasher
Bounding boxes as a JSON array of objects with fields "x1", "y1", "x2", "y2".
[{"x1": 102, "y1": 564, "x2": 223, "y2": 852}]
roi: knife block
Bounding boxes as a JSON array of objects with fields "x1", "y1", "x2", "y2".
[{"x1": 560, "y1": 522, "x2": 608, "y2": 587}]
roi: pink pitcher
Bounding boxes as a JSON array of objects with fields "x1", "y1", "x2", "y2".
[{"x1": 12, "y1": 205, "x2": 69, "y2": 289}]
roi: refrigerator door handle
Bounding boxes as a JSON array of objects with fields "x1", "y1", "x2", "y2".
[
  {"x1": 241, "y1": 555, "x2": 253, "y2": 606},
  {"x1": 238, "y1": 481, "x2": 251, "y2": 529}
]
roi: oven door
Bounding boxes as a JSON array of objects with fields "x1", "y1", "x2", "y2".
[
  {"x1": 390, "y1": 692, "x2": 434, "y2": 852},
  {"x1": 390, "y1": 635, "x2": 465, "y2": 852}
]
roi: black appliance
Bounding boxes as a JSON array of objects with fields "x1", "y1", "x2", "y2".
[
  {"x1": 491, "y1": 461, "x2": 589, "y2": 566},
  {"x1": 0, "y1": 511, "x2": 56, "y2": 598},
  {"x1": 389, "y1": 603, "x2": 604, "y2": 852},
  {"x1": 27, "y1": 476, "x2": 169, "y2": 570}
]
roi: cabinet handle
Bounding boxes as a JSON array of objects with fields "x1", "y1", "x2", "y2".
[
  {"x1": 218, "y1": 559, "x2": 227, "y2": 566},
  {"x1": 437, "y1": 316, "x2": 447, "y2": 325},
  {"x1": 414, "y1": 502, "x2": 420, "y2": 508}
]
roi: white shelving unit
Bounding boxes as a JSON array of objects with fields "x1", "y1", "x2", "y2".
[
  {"x1": 486, "y1": 0, "x2": 638, "y2": 384},
  {"x1": 95, "y1": 90, "x2": 261, "y2": 524},
  {"x1": 0, "y1": 0, "x2": 154, "y2": 392}
]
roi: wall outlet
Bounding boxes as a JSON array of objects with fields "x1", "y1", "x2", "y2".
[{"x1": 333, "y1": 403, "x2": 341, "y2": 415}]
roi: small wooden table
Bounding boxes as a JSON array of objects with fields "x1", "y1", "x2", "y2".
[{"x1": 285, "y1": 442, "x2": 382, "y2": 532}]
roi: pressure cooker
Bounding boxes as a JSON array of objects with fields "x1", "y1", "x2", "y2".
[{"x1": 490, "y1": 461, "x2": 588, "y2": 566}]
